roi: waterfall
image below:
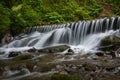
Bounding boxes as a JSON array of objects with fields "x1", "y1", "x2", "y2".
[{"x1": 0, "y1": 17, "x2": 120, "y2": 54}]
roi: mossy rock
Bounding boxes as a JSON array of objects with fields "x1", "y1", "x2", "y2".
[
  {"x1": 100, "y1": 36, "x2": 120, "y2": 46},
  {"x1": 38, "y1": 45, "x2": 70, "y2": 53},
  {"x1": 14, "y1": 54, "x2": 33, "y2": 60},
  {"x1": 51, "y1": 73, "x2": 82, "y2": 80}
]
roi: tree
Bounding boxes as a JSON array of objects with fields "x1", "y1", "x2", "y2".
[{"x1": 0, "y1": 4, "x2": 11, "y2": 33}]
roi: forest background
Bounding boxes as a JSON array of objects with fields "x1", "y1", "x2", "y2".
[{"x1": 0, "y1": 0, "x2": 120, "y2": 35}]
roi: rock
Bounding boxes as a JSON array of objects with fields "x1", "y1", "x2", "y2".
[
  {"x1": 106, "y1": 51, "x2": 116, "y2": 58},
  {"x1": 27, "y1": 47, "x2": 36, "y2": 52},
  {"x1": 14, "y1": 54, "x2": 33, "y2": 60},
  {"x1": 1, "y1": 33, "x2": 13, "y2": 45},
  {"x1": 95, "y1": 51, "x2": 105, "y2": 56},
  {"x1": 98, "y1": 45, "x2": 115, "y2": 51},
  {"x1": 65, "y1": 49, "x2": 74, "y2": 55},
  {"x1": 51, "y1": 73, "x2": 82, "y2": 80},
  {"x1": 100, "y1": 36, "x2": 120, "y2": 46},
  {"x1": 38, "y1": 45, "x2": 70, "y2": 53},
  {"x1": 8, "y1": 52, "x2": 20, "y2": 57},
  {"x1": 56, "y1": 65, "x2": 67, "y2": 75},
  {"x1": 115, "y1": 48, "x2": 120, "y2": 57}
]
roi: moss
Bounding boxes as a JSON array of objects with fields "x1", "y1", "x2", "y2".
[
  {"x1": 100, "y1": 36, "x2": 120, "y2": 46},
  {"x1": 14, "y1": 54, "x2": 33, "y2": 60},
  {"x1": 51, "y1": 73, "x2": 82, "y2": 80}
]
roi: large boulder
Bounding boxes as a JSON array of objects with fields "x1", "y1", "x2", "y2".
[
  {"x1": 38, "y1": 45, "x2": 70, "y2": 53},
  {"x1": 99, "y1": 36, "x2": 120, "y2": 52},
  {"x1": 100, "y1": 36, "x2": 120, "y2": 46}
]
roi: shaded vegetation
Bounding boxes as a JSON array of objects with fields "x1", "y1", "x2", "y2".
[{"x1": 0, "y1": 0, "x2": 120, "y2": 34}]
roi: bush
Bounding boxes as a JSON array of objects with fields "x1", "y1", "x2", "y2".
[
  {"x1": 45, "y1": 12, "x2": 65, "y2": 24},
  {"x1": 75, "y1": 7, "x2": 91, "y2": 20}
]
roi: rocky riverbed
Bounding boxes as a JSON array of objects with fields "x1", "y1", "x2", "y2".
[{"x1": 0, "y1": 33, "x2": 120, "y2": 80}]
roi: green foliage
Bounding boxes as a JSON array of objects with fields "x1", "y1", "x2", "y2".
[
  {"x1": 88, "y1": 5, "x2": 102, "y2": 18},
  {"x1": 20, "y1": 5, "x2": 40, "y2": 26},
  {"x1": 75, "y1": 7, "x2": 91, "y2": 20},
  {"x1": 45, "y1": 12, "x2": 65, "y2": 24},
  {"x1": 10, "y1": 4, "x2": 40, "y2": 33},
  {"x1": 0, "y1": 4, "x2": 11, "y2": 33},
  {"x1": 105, "y1": 0, "x2": 120, "y2": 15},
  {"x1": 0, "y1": 0, "x2": 120, "y2": 34},
  {"x1": 113, "y1": 7, "x2": 120, "y2": 15}
]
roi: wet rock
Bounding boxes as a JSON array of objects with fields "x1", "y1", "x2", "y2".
[
  {"x1": 65, "y1": 49, "x2": 74, "y2": 55},
  {"x1": 38, "y1": 45, "x2": 70, "y2": 53},
  {"x1": 105, "y1": 67, "x2": 115, "y2": 72},
  {"x1": 95, "y1": 51, "x2": 105, "y2": 56},
  {"x1": 115, "y1": 48, "x2": 120, "y2": 57},
  {"x1": 51, "y1": 73, "x2": 82, "y2": 80},
  {"x1": 56, "y1": 65, "x2": 68, "y2": 75},
  {"x1": 82, "y1": 62, "x2": 96, "y2": 71},
  {"x1": 20, "y1": 67, "x2": 30, "y2": 74},
  {"x1": 100, "y1": 36, "x2": 120, "y2": 46},
  {"x1": 106, "y1": 51, "x2": 116, "y2": 58},
  {"x1": 8, "y1": 52, "x2": 20, "y2": 57},
  {"x1": 2, "y1": 66, "x2": 19, "y2": 78},
  {"x1": 98, "y1": 45, "x2": 115, "y2": 51},
  {"x1": 27, "y1": 47, "x2": 36, "y2": 52},
  {"x1": 14, "y1": 54, "x2": 33, "y2": 60}
]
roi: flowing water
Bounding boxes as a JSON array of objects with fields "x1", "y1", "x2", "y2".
[
  {"x1": 0, "y1": 17, "x2": 120, "y2": 55},
  {"x1": 0, "y1": 17, "x2": 120, "y2": 80}
]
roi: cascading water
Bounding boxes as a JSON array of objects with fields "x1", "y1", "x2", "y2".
[{"x1": 0, "y1": 17, "x2": 120, "y2": 54}]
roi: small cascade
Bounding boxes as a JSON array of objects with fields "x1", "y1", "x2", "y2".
[{"x1": 0, "y1": 17, "x2": 120, "y2": 54}]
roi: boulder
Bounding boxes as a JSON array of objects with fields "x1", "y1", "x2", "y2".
[
  {"x1": 27, "y1": 47, "x2": 36, "y2": 52},
  {"x1": 38, "y1": 45, "x2": 70, "y2": 53},
  {"x1": 65, "y1": 49, "x2": 74, "y2": 55},
  {"x1": 100, "y1": 36, "x2": 120, "y2": 46},
  {"x1": 14, "y1": 54, "x2": 33, "y2": 60},
  {"x1": 8, "y1": 52, "x2": 20, "y2": 57}
]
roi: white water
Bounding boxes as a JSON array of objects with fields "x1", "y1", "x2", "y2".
[
  {"x1": 71, "y1": 30, "x2": 118, "y2": 54},
  {"x1": 0, "y1": 17, "x2": 120, "y2": 58}
]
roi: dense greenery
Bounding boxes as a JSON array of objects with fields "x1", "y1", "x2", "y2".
[{"x1": 0, "y1": 0, "x2": 120, "y2": 34}]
